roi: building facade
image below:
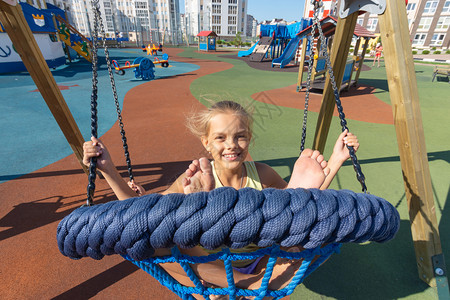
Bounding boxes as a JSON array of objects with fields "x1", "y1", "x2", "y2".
[
  {"x1": 303, "y1": 0, "x2": 450, "y2": 49},
  {"x1": 31, "y1": 0, "x2": 181, "y2": 45},
  {"x1": 184, "y1": 0, "x2": 248, "y2": 40}
]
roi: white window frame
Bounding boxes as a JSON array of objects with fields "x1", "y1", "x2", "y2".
[
  {"x1": 423, "y1": 0, "x2": 438, "y2": 14},
  {"x1": 406, "y1": 3, "x2": 416, "y2": 10},
  {"x1": 430, "y1": 33, "x2": 446, "y2": 46},
  {"x1": 443, "y1": 1, "x2": 450, "y2": 13},
  {"x1": 418, "y1": 17, "x2": 433, "y2": 30},
  {"x1": 412, "y1": 33, "x2": 427, "y2": 45},
  {"x1": 435, "y1": 16, "x2": 450, "y2": 30},
  {"x1": 367, "y1": 18, "x2": 378, "y2": 31},
  {"x1": 212, "y1": 4, "x2": 221, "y2": 14}
]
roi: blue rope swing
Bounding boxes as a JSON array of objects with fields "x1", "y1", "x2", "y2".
[{"x1": 57, "y1": 187, "x2": 400, "y2": 299}]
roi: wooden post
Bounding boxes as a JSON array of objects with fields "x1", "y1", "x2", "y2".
[
  {"x1": 310, "y1": 38, "x2": 322, "y2": 83},
  {"x1": 354, "y1": 38, "x2": 369, "y2": 84},
  {"x1": 0, "y1": 1, "x2": 88, "y2": 174},
  {"x1": 379, "y1": 0, "x2": 445, "y2": 287},
  {"x1": 296, "y1": 37, "x2": 308, "y2": 91},
  {"x1": 312, "y1": 12, "x2": 358, "y2": 152},
  {"x1": 345, "y1": 38, "x2": 361, "y2": 90}
]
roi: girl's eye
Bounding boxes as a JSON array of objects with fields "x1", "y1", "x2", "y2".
[{"x1": 215, "y1": 136, "x2": 224, "y2": 140}]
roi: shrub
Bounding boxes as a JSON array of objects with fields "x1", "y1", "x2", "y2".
[
  {"x1": 434, "y1": 50, "x2": 441, "y2": 54},
  {"x1": 422, "y1": 50, "x2": 430, "y2": 54},
  {"x1": 431, "y1": 47, "x2": 436, "y2": 50},
  {"x1": 446, "y1": 50, "x2": 450, "y2": 54},
  {"x1": 412, "y1": 50, "x2": 417, "y2": 55},
  {"x1": 366, "y1": 49, "x2": 370, "y2": 54}
]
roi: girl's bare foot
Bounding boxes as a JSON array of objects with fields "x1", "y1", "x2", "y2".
[
  {"x1": 287, "y1": 149, "x2": 329, "y2": 189},
  {"x1": 182, "y1": 157, "x2": 215, "y2": 194}
]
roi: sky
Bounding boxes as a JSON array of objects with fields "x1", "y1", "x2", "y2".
[{"x1": 178, "y1": 0, "x2": 306, "y2": 23}]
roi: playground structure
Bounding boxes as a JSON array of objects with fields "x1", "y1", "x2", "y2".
[
  {"x1": 56, "y1": 14, "x2": 92, "y2": 62},
  {"x1": 196, "y1": 30, "x2": 217, "y2": 51},
  {"x1": 240, "y1": 20, "x2": 311, "y2": 67},
  {"x1": 142, "y1": 43, "x2": 162, "y2": 56},
  {"x1": 112, "y1": 53, "x2": 170, "y2": 80},
  {"x1": 296, "y1": 16, "x2": 376, "y2": 92},
  {"x1": 0, "y1": 0, "x2": 448, "y2": 298}
]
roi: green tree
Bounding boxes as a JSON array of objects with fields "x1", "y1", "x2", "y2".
[{"x1": 234, "y1": 32, "x2": 243, "y2": 47}]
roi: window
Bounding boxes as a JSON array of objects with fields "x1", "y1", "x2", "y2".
[
  {"x1": 430, "y1": 33, "x2": 446, "y2": 45},
  {"x1": 367, "y1": 18, "x2": 378, "y2": 31},
  {"x1": 418, "y1": 17, "x2": 433, "y2": 30},
  {"x1": 228, "y1": 0, "x2": 237, "y2": 3},
  {"x1": 212, "y1": 4, "x2": 221, "y2": 14},
  {"x1": 228, "y1": 16, "x2": 236, "y2": 25},
  {"x1": 406, "y1": 3, "x2": 416, "y2": 10},
  {"x1": 212, "y1": 15, "x2": 221, "y2": 24},
  {"x1": 435, "y1": 16, "x2": 450, "y2": 30},
  {"x1": 443, "y1": 1, "x2": 450, "y2": 13},
  {"x1": 212, "y1": 25, "x2": 221, "y2": 34},
  {"x1": 423, "y1": 0, "x2": 438, "y2": 13},
  {"x1": 212, "y1": 0, "x2": 221, "y2": 3},
  {"x1": 228, "y1": 5, "x2": 237, "y2": 14},
  {"x1": 357, "y1": 18, "x2": 364, "y2": 25},
  {"x1": 412, "y1": 33, "x2": 427, "y2": 45},
  {"x1": 228, "y1": 25, "x2": 236, "y2": 34}
]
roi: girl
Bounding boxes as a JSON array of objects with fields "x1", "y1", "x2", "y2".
[
  {"x1": 373, "y1": 43, "x2": 383, "y2": 68},
  {"x1": 83, "y1": 100, "x2": 359, "y2": 296}
]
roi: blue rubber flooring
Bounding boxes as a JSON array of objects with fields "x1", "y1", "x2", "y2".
[{"x1": 0, "y1": 48, "x2": 199, "y2": 183}]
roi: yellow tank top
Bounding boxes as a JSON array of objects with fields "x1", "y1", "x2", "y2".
[
  {"x1": 205, "y1": 161, "x2": 263, "y2": 267},
  {"x1": 211, "y1": 161, "x2": 263, "y2": 190}
]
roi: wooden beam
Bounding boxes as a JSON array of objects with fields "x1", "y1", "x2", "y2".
[
  {"x1": 0, "y1": 1, "x2": 88, "y2": 175},
  {"x1": 354, "y1": 38, "x2": 370, "y2": 84},
  {"x1": 379, "y1": 0, "x2": 445, "y2": 287},
  {"x1": 312, "y1": 12, "x2": 358, "y2": 152},
  {"x1": 296, "y1": 37, "x2": 308, "y2": 91}
]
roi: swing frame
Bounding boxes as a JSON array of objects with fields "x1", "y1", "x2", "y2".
[{"x1": 0, "y1": 0, "x2": 447, "y2": 292}]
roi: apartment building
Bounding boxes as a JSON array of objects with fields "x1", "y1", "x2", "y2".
[
  {"x1": 303, "y1": 0, "x2": 450, "y2": 49},
  {"x1": 36, "y1": 0, "x2": 181, "y2": 44},
  {"x1": 184, "y1": 0, "x2": 248, "y2": 40}
]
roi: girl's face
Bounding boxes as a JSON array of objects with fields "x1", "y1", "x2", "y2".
[{"x1": 201, "y1": 112, "x2": 251, "y2": 171}]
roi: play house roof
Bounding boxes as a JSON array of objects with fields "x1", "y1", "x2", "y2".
[
  {"x1": 197, "y1": 31, "x2": 218, "y2": 37},
  {"x1": 297, "y1": 16, "x2": 376, "y2": 39}
]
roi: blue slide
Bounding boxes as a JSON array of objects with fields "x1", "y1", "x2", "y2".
[
  {"x1": 272, "y1": 35, "x2": 301, "y2": 68},
  {"x1": 238, "y1": 42, "x2": 258, "y2": 57}
]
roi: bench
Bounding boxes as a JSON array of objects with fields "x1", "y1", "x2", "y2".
[{"x1": 432, "y1": 66, "x2": 450, "y2": 83}]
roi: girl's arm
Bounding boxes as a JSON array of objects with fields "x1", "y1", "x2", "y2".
[
  {"x1": 255, "y1": 162, "x2": 288, "y2": 189},
  {"x1": 83, "y1": 137, "x2": 138, "y2": 200},
  {"x1": 320, "y1": 129, "x2": 359, "y2": 190}
]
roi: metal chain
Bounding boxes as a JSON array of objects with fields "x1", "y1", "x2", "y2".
[
  {"x1": 94, "y1": 0, "x2": 135, "y2": 184},
  {"x1": 86, "y1": 0, "x2": 135, "y2": 206},
  {"x1": 310, "y1": 0, "x2": 367, "y2": 193},
  {"x1": 86, "y1": 0, "x2": 100, "y2": 206},
  {"x1": 300, "y1": 18, "x2": 318, "y2": 152}
]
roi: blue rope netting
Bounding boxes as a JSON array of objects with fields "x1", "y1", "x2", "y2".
[{"x1": 57, "y1": 187, "x2": 400, "y2": 299}]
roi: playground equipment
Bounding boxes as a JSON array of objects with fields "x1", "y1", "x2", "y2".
[
  {"x1": 112, "y1": 53, "x2": 169, "y2": 80},
  {"x1": 142, "y1": 43, "x2": 162, "y2": 55},
  {"x1": 56, "y1": 15, "x2": 92, "y2": 62},
  {"x1": 296, "y1": 15, "x2": 376, "y2": 92},
  {"x1": 1, "y1": 0, "x2": 448, "y2": 297},
  {"x1": 197, "y1": 30, "x2": 217, "y2": 51},
  {"x1": 237, "y1": 41, "x2": 258, "y2": 57},
  {"x1": 248, "y1": 20, "x2": 311, "y2": 63}
]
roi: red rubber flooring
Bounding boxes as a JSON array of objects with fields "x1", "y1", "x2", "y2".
[{"x1": 0, "y1": 47, "x2": 393, "y2": 299}]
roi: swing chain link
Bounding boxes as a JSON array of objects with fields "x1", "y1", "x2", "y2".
[
  {"x1": 300, "y1": 21, "x2": 318, "y2": 152},
  {"x1": 86, "y1": 0, "x2": 135, "y2": 206},
  {"x1": 87, "y1": 0, "x2": 100, "y2": 206},
  {"x1": 309, "y1": 1, "x2": 367, "y2": 193},
  {"x1": 93, "y1": 0, "x2": 135, "y2": 184}
]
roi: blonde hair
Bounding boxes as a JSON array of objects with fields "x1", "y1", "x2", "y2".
[{"x1": 186, "y1": 101, "x2": 253, "y2": 138}]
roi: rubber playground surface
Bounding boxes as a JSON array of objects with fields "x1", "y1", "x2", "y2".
[{"x1": 0, "y1": 47, "x2": 449, "y2": 299}]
